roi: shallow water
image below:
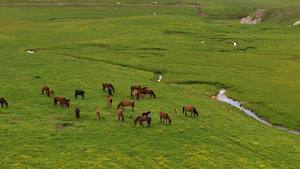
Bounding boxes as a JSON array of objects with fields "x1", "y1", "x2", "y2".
[{"x1": 217, "y1": 89, "x2": 299, "y2": 134}]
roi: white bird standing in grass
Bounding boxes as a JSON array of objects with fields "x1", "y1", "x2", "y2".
[
  {"x1": 158, "y1": 74, "x2": 162, "y2": 82},
  {"x1": 232, "y1": 41, "x2": 237, "y2": 46}
]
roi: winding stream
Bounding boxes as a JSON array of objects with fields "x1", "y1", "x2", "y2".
[{"x1": 217, "y1": 89, "x2": 299, "y2": 134}]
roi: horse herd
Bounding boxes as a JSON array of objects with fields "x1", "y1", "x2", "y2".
[{"x1": 1, "y1": 84, "x2": 199, "y2": 128}]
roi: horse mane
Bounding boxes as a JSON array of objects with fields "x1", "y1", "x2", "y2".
[
  {"x1": 193, "y1": 107, "x2": 198, "y2": 114},
  {"x1": 117, "y1": 102, "x2": 122, "y2": 109},
  {"x1": 134, "y1": 116, "x2": 142, "y2": 121}
]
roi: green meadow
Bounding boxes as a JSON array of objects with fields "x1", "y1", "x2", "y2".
[{"x1": 0, "y1": 1, "x2": 299, "y2": 168}]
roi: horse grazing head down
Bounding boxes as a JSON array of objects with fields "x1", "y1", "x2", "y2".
[
  {"x1": 75, "y1": 107, "x2": 80, "y2": 119},
  {"x1": 96, "y1": 110, "x2": 100, "y2": 119},
  {"x1": 0, "y1": 98, "x2": 8, "y2": 108}
]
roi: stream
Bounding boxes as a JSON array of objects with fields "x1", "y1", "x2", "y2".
[{"x1": 217, "y1": 89, "x2": 299, "y2": 134}]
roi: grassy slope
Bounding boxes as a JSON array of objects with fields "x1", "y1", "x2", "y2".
[{"x1": 0, "y1": 3, "x2": 299, "y2": 169}]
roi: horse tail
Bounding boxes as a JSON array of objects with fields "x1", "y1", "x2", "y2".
[
  {"x1": 131, "y1": 86, "x2": 133, "y2": 91},
  {"x1": 75, "y1": 92, "x2": 77, "y2": 98},
  {"x1": 110, "y1": 99, "x2": 112, "y2": 104},
  {"x1": 183, "y1": 106, "x2": 185, "y2": 114},
  {"x1": 54, "y1": 98, "x2": 56, "y2": 106},
  {"x1": 111, "y1": 84, "x2": 115, "y2": 93},
  {"x1": 152, "y1": 91, "x2": 156, "y2": 99},
  {"x1": 132, "y1": 102, "x2": 135, "y2": 107}
]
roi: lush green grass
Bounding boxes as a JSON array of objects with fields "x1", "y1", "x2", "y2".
[{"x1": 0, "y1": 2, "x2": 299, "y2": 168}]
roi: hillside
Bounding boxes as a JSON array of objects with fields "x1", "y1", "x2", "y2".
[{"x1": 0, "y1": 2, "x2": 299, "y2": 168}]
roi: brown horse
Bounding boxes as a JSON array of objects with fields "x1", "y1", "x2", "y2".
[
  {"x1": 139, "y1": 93, "x2": 146, "y2": 99},
  {"x1": 117, "y1": 109, "x2": 124, "y2": 122},
  {"x1": 107, "y1": 86, "x2": 113, "y2": 96},
  {"x1": 96, "y1": 110, "x2": 100, "y2": 119},
  {"x1": 42, "y1": 86, "x2": 49, "y2": 95},
  {"x1": 117, "y1": 101, "x2": 135, "y2": 111},
  {"x1": 0, "y1": 98, "x2": 8, "y2": 108},
  {"x1": 75, "y1": 107, "x2": 80, "y2": 120},
  {"x1": 107, "y1": 96, "x2": 113, "y2": 108},
  {"x1": 47, "y1": 90, "x2": 55, "y2": 97},
  {"x1": 103, "y1": 83, "x2": 115, "y2": 93},
  {"x1": 174, "y1": 109, "x2": 178, "y2": 118},
  {"x1": 134, "y1": 115, "x2": 151, "y2": 127},
  {"x1": 131, "y1": 85, "x2": 147, "y2": 91},
  {"x1": 131, "y1": 91, "x2": 139, "y2": 100},
  {"x1": 144, "y1": 89, "x2": 156, "y2": 99},
  {"x1": 54, "y1": 97, "x2": 70, "y2": 108},
  {"x1": 183, "y1": 105, "x2": 198, "y2": 117},
  {"x1": 159, "y1": 111, "x2": 171, "y2": 125},
  {"x1": 131, "y1": 85, "x2": 141, "y2": 91}
]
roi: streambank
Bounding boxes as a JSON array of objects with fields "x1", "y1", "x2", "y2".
[{"x1": 217, "y1": 89, "x2": 299, "y2": 134}]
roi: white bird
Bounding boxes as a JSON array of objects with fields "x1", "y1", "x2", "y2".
[
  {"x1": 232, "y1": 41, "x2": 237, "y2": 46},
  {"x1": 158, "y1": 74, "x2": 162, "y2": 82}
]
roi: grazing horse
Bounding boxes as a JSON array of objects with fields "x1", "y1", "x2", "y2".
[
  {"x1": 142, "y1": 111, "x2": 151, "y2": 116},
  {"x1": 183, "y1": 105, "x2": 198, "y2": 117},
  {"x1": 131, "y1": 85, "x2": 141, "y2": 91},
  {"x1": 107, "y1": 96, "x2": 113, "y2": 108},
  {"x1": 131, "y1": 85, "x2": 147, "y2": 92},
  {"x1": 137, "y1": 93, "x2": 146, "y2": 100},
  {"x1": 0, "y1": 98, "x2": 8, "y2": 108},
  {"x1": 131, "y1": 91, "x2": 139, "y2": 100},
  {"x1": 134, "y1": 115, "x2": 151, "y2": 127},
  {"x1": 47, "y1": 90, "x2": 55, "y2": 97},
  {"x1": 75, "y1": 107, "x2": 80, "y2": 120},
  {"x1": 75, "y1": 90, "x2": 85, "y2": 99},
  {"x1": 96, "y1": 110, "x2": 100, "y2": 119},
  {"x1": 42, "y1": 86, "x2": 49, "y2": 95},
  {"x1": 117, "y1": 101, "x2": 135, "y2": 111},
  {"x1": 117, "y1": 109, "x2": 124, "y2": 122},
  {"x1": 54, "y1": 97, "x2": 70, "y2": 108},
  {"x1": 103, "y1": 83, "x2": 115, "y2": 93},
  {"x1": 159, "y1": 111, "x2": 171, "y2": 125},
  {"x1": 107, "y1": 87, "x2": 113, "y2": 96},
  {"x1": 144, "y1": 89, "x2": 156, "y2": 99}
]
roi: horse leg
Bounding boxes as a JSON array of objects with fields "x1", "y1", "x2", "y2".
[
  {"x1": 140, "y1": 121, "x2": 144, "y2": 128},
  {"x1": 1, "y1": 103, "x2": 3, "y2": 108},
  {"x1": 132, "y1": 105, "x2": 134, "y2": 111},
  {"x1": 118, "y1": 115, "x2": 120, "y2": 121}
]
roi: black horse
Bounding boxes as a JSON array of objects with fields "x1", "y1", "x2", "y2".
[
  {"x1": 142, "y1": 111, "x2": 151, "y2": 116},
  {"x1": 0, "y1": 98, "x2": 8, "y2": 108},
  {"x1": 75, "y1": 90, "x2": 85, "y2": 99}
]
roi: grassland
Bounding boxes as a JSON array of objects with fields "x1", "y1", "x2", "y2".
[{"x1": 0, "y1": 1, "x2": 299, "y2": 168}]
